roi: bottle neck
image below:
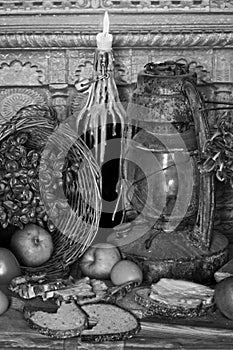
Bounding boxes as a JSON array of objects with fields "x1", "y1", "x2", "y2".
[{"x1": 94, "y1": 49, "x2": 114, "y2": 76}]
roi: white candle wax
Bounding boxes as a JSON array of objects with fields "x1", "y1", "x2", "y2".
[{"x1": 96, "y1": 11, "x2": 113, "y2": 51}]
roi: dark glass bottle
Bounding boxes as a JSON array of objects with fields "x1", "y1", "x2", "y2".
[{"x1": 75, "y1": 48, "x2": 126, "y2": 229}]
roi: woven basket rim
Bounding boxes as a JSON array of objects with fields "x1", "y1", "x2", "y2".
[{"x1": 0, "y1": 104, "x2": 102, "y2": 276}]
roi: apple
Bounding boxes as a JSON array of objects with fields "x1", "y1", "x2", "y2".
[
  {"x1": 110, "y1": 260, "x2": 143, "y2": 286},
  {"x1": 10, "y1": 224, "x2": 54, "y2": 267},
  {"x1": 79, "y1": 243, "x2": 121, "y2": 279},
  {"x1": 215, "y1": 277, "x2": 233, "y2": 319},
  {"x1": 0, "y1": 290, "x2": 9, "y2": 315},
  {"x1": 0, "y1": 248, "x2": 21, "y2": 285}
]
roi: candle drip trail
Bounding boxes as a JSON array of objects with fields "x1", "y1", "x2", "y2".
[
  {"x1": 75, "y1": 11, "x2": 125, "y2": 167},
  {"x1": 75, "y1": 50, "x2": 126, "y2": 168},
  {"x1": 75, "y1": 11, "x2": 126, "y2": 223}
]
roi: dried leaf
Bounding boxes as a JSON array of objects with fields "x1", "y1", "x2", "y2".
[
  {"x1": 216, "y1": 169, "x2": 225, "y2": 182},
  {"x1": 200, "y1": 157, "x2": 216, "y2": 173}
]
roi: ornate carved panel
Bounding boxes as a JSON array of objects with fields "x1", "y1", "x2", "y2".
[
  {"x1": 48, "y1": 52, "x2": 67, "y2": 84},
  {"x1": 0, "y1": 88, "x2": 47, "y2": 122},
  {"x1": 67, "y1": 50, "x2": 95, "y2": 84},
  {"x1": 113, "y1": 50, "x2": 132, "y2": 84},
  {"x1": 1, "y1": 0, "x2": 233, "y2": 12},
  {"x1": 213, "y1": 50, "x2": 233, "y2": 83},
  {"x1": 0, "y1": 60, "x2": 44, "y2": 86}
]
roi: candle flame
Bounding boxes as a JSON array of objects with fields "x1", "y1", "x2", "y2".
[{"x1": 103, "y1": 11, "x2": 109, "y2": 35}]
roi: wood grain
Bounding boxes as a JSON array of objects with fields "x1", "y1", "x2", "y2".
[
  {"x1": 2, "y1": 270, "x2": 233, "y2": 350},
  {"x1": 0, "y1": 309, "x2": 64, "y2": 349},
  {"x1": 64, "y1": 339, "x2": 125, "y2": 350},
  {"x1": 141, "y1": 321, "x2": 233, "y2": 338},
  {"x1": 1, "y1": 308, "x2": 233, "y2": 349}
]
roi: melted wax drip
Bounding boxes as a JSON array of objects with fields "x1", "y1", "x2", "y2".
[{"x1": 75, "y1": 50, "x2": 126, "y2": 168}]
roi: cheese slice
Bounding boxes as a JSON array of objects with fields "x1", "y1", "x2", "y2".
[{"x1": 149, "y1": 278, "x2": 214, "y2": 307}]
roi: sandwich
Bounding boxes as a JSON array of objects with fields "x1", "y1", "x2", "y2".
[{"x1": 134, "y1": 278, "x2": 215, "y2": 318}]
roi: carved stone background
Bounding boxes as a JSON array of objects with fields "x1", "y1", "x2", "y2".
[
  {"x1": 1, "y1": 0, "x2": 233, "y2": 11},
  {"x1": 0, "y1": 7, "x2": 233, "y2": 241}
]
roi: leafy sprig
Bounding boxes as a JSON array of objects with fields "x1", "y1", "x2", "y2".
[{"x1": 200, "y1": 110, "x2": 233, "y2": 186}]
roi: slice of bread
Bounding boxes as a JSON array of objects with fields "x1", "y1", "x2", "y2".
[
  {"x1": 116, "y1": 291, "x2": 154, "y2": 319},
  {"x1": 106, "y1": 281, "x2": 140, "y2": 303},
  {"x1": 81, "y1": 303, "x2": 140, "y2": 342},
  {"x1": 24, "y1": 302, "x2": 87, "y2": 338},
  {"x1": 134, "y1": 279, "x2": 215, "y2": 318}
]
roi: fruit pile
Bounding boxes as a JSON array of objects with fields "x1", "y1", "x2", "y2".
[
  {"x1": 0, "y1": 222, "x2": 54, "y2": 316},
  {"x1": 2, "y1": 229, "x2": 233, "y2": 341},
  {"x1": 79, "y1": 243, "x2": 143, "y2": 286},
  {"x1": 1, "y1": 214, "x2": 233, "y2": 336},
  {"x1": 0, "y1": 247, "x2": 21, "y2": 316}
]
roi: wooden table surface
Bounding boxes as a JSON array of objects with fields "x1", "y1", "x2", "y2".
[
  {"x1": 2, "y1": 245, "x2": 233, "y2": 350},
  {"x1": 1, "y1": 304, "x2": 233, "y2": 350}
]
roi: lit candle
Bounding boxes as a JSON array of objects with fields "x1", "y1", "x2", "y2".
[{"x1": 96, "y1": 11, "x2": 113, "y2": 51}]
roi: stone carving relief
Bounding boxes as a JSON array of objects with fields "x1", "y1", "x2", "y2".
[
  {"x1": 48, "y1": 52, "x2": 66, "y2": 84},
  {"x1": 67, "y1": 53, "x2": 95, "y2": 117},
  {"x1": 0, "y1": 60, "x2": 45, "y2": 86},
  {"x1": 49, "y1": 84, "x2": 69, "y2": 121},
  {"x1": 70, "y1": 91, "x2": 89, "y2": 118},
  {"x1": 0, "y1": 88, "x2": 47, "y2": 124},
  {"x1": 211, "y1": 0, "x2": 233, "y2": 9},
  {"x1": 113, "y1": 52, "x2": 133, "y2": 85},
  {"x1": 213, "y1": 50, "x2": 233, "y2": 83},
  {"x1": 1, "y1": 31, "x2": 233, "y2": 50},
  {"x1": 51, "y1": 95, "x2": 68, "y2": 121},
  {"x1": 0, "y1": 0, "x2": 230, "y2": 11},
  {"x1": 74, "y1": 60, "x2": 95, "y2": 83},
  {"x1": 68, "y1": 51, "x2": 95, "y2": 85}
]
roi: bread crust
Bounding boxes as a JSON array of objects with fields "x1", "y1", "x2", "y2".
[
  {"x1": 23, "y1": 297, "x2": 141, "y2": 341},
  {"x1": 116, "y1": 291, "x2": 155, "y2": 319},
  {"x1": 134, "y1": 287, "x2": 215, "y2": 318},
  {"x1": 23, "y1": 302, "x2": 88, "y2": 339},
  {"x1": 106, "y1": 281, "x2": 140, "y2": 303},
  {"x1": 81, "y1": 303, "x2": 141, "y2": 342}
]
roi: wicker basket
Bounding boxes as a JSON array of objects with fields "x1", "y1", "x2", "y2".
[{"x1": 0, "y1": 105, "x2": 102, "y2": 276}]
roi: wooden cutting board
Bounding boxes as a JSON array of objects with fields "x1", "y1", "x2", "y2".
[
  {"x1": 142, "y1": 310, "x2": 233, "y2": 330},
  {"x1": 116, "y1": 289, "x2": 233, "y2": 336},
  {"x1": 141, "y1": 311, "x2": 233, "y2": 339}
]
